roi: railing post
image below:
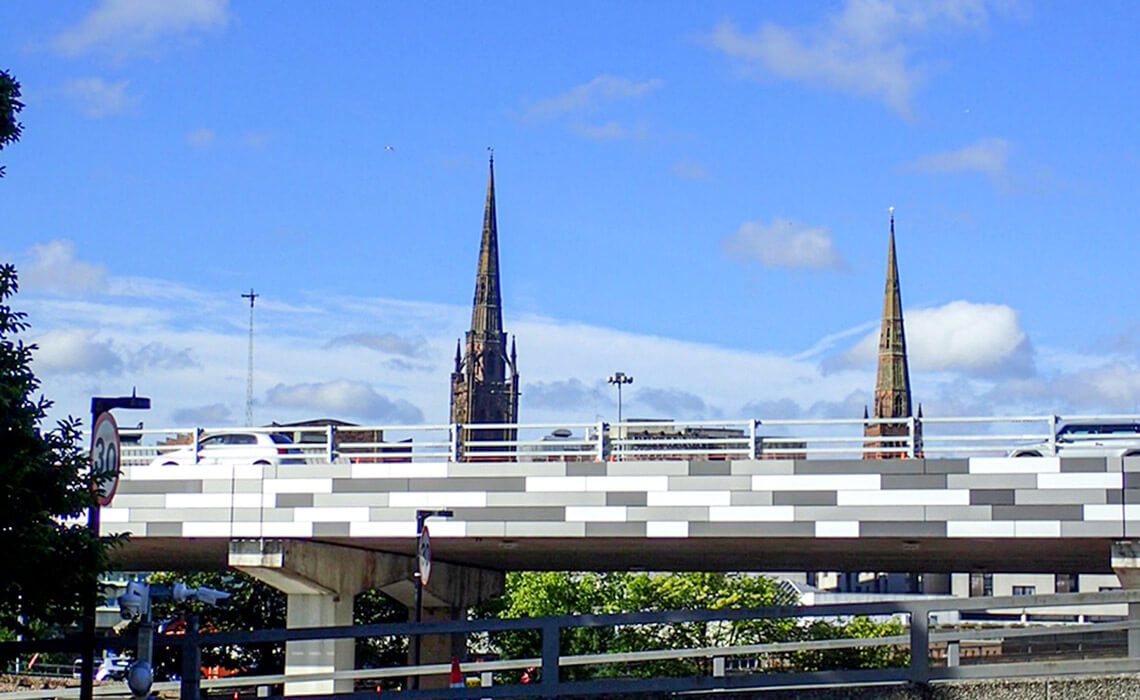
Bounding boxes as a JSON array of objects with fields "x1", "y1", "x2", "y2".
[
  {"x1": 1048, "y1": 414, "x2": 1058, "y2": 456},
  {"x1": 907, "y1": 416, "x2": 916, "y2": 458},
  {"x1": 749, "y1": 420, "x2": 759, "y2": 459},
  {"x1": 541, "y1": 619, "x2": 560, "y2": 695},
  {"x1": 596, "y1": 421, "x2": 607, "y2": 462},
  {"x1": 193, "y1": 427, "x2": 201, "y2": 465},
  {"x1": 451, "y1": 423, "x2": 461, "y2": 462},
  {"x1": 909, "y1": 608, "x2": 929, "y2": 684},
  {"x1": 327, "y1": 424, "x2": 336, "y2": 463},
  {"x1": 180, "y1": 614, "x2": 201, "y2": 700}
]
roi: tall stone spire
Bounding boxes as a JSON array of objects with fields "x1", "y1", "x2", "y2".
[
  {"x1": 450, "y1": 152, "x2": 520, "y2": 454},
  {"x1": 874, "y1": 208, "x2": 912, "y2": 420},
  {"x1": 470, "y1": 153, "x2": 502, "y2": 337},
  {"x1": 864, "y1": 208, "x2": 916, "y2": 459}
]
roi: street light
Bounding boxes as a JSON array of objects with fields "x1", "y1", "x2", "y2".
[
  {"x1": 411, "y1": 508, "x2": 453, "y2": 690},
  {"x1": 607, "y1": 372, "x2": 633, "y2": 423}
]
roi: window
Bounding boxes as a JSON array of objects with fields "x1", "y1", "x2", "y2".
[
  {"x1": 1012, "y1": 585, "x2": 1036, "y2": 596},
  {"x1": 198, "y1": 436, "x2": 225, "y2": 448},
  {"x1": 1055, "y1": 574, "x2": 1077, "y2": 594},
  {"x1": 227, "y1": 434, "x2": 258, "y2": 445}
]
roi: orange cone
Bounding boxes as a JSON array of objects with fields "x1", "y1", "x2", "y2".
[{"x1": 449, "y1": 657, "x2": 463, "y2": 688}]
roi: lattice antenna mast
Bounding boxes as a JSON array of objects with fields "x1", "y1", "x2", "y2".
[{"x1": 241, "y1": 289, "x2": 259, "y2": 426}]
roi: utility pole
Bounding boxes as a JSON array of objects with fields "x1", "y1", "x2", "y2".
[{"x1": 242, "y1": 289, "x2": 258, "y2": 427}]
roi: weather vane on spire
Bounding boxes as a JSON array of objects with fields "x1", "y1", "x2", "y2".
[{"x1": 487, "y1": 145, "x2": 494, "y2": 165}]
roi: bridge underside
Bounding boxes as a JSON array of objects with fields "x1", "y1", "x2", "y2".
[{"x1": 113, "y1": 535, "x2": 1116, "y2": 575}]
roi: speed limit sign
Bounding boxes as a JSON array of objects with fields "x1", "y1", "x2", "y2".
[
  {"x1": 91, "y1": 411, "x2": 121, "y2": 506},
  {"x1": 418, "y1": 526, "x2": 432, "y2": 586}
]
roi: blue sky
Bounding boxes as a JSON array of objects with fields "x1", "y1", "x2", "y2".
[{"x1": 2, "y1": 0, "x2": 1139, "y2": 428}]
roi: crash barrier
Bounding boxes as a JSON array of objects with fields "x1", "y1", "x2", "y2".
[
  {"x1": 108, "y1": 413, "x2": 1140, "y2": 465},
  {"x1": 6, "y1": 589, "x2": 1140, "y2": 699}
]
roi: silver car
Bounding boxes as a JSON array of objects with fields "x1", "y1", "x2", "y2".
[
  {"x1": 148, "y1": 431, "x2": 306, "y2": 467},
  {"x1": 1010, "y1": 422, "x2": 1140, "y2": 458}
]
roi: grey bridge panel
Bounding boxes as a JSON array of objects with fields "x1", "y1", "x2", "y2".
[{"x1": 103, "y1": 456, "x2": 1136, "y2": 573}]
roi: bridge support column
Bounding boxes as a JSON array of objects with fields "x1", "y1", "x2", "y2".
[
  {"x1": 228, "y1": 539, "x2": 503, "y2": 694},
  {"x1": 1113, "y1": 541, "x2": 1140, "y2": 657}
]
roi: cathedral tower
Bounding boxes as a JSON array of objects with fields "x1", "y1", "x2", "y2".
[
  {"x1": 864, "y1": 208, "x2": 918, "y2": 459},
  {"x1": 450, "y1": 154, "x2": 520, "y2": 451}
]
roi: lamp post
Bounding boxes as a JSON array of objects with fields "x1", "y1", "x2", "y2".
[
  {"x1": 411, "y1": 508, "x2": 453, "y2": 690},
  {"x1": 607, "y1": 372, "x2": 633, "y2": 424}
]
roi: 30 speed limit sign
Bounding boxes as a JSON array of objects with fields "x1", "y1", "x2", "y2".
[
  {"x1": 91, "y1": 411, "x2": 121, "y2": 506},
  {"x1": 418, "y1": 526, "x2": 432, "y2": 586}
]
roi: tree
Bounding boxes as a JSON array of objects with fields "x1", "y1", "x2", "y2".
[
  {"x1": 473, "y1": 571, "x2": 906, "y2": 681},
  {"x1": 0, "y1": 69, "x2": 23, "y2": 178},
  {"x1": 0, "y1": 265, "x2": 116, "y2": 638},
  {"x1": 146, "y1": 572, "x2": 407, "y2": 683}
]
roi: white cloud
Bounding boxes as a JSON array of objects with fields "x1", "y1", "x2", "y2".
[
  {"x1": 571, "y1": 121, "x2": 649, "y2": 142},
  {"x1": 173, "y1": 403, "x2": 232, "y2": 425},
  {"x1": 265, "y1": 380, "x2": 425, "y2": 424},
  {"x1": 672, "y1": 160, "x2": 712, "y2": 181},
  {"x1": 54, "y1": 0, "x2": 230, "y2": 58},
  {"x1": 902, "y1": 138, "x2": 1012, "y2": 181},
  {"x1": 721, "y1": 217, "x2": 845, "y2": 270},
  {"x1": 33, "y1": 328, "x2": 123, "y2": 375},
  {"x1": 243, "y1": 131, "x2": 270, "y2": 149},
  {"x1": 186, "y1": 128, "x2": 216, "y2": 147},
  {"x1": 327, "y1": 332, "x2": 430, "y2": 359},
  {"x1": 706, "y1": 1, "x2": 1001, "y2": 117},
  {"x1": 834, "y1": 300, "x2": 1035, "y2": 377},
  {"x1": 635, "y1": 387, "x2": 720, "y2": 420},
  {"x1": 19, "y1": 240, "x2": 108, "y2": 294},
  {"x1": 63, "y1": 78, "x2": 137, "y2": 118},
  {"x1": 526, "y1": 76, "x2": 663, "y2": 120},
  {"x1": 524, "y1": 378, "x2": 605, "y2": 411}
]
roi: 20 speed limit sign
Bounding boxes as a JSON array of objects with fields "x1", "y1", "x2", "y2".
[{"x1": 91, "y1": 411, "x2": 121, "y2": 506}]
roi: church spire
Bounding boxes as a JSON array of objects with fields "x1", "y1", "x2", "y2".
[
  {"x1": 873, "y1": 207, "x2": 912, "y2": 419},
  {"x1": 470, "y1": 150, "x2": 502, "y2": 336},
  {"x1": 450, "y1": 151, "x2": 520, "y2": 452},
  {"x1": 864, "y1": 207, "x2": 915, "y2": 460}
]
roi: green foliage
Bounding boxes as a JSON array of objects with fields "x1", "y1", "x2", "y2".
[
  {"x1": 0, "y1": 264, "x2": 115, "y2": 638},
  {"x1": 148, "y1": 571, "x2": 286, "y2": 677},
  {"x1": 143, "y1": 572, "x2": 407, "y2": 681},
  {"x1": 0, "y1": 69, "x2": 23, "y2": 177},
  {"x1": 353, "y1": 589, "x2": 408, "y2": 672},
  {"x1": 473, "y1": 572, "x2": 907, "y2": 681}
]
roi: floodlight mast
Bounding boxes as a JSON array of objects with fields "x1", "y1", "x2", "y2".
[
  {"x1": 607, "y1": 372, "x2": 633, "y2": 423},
  {"x1": 242, "y1": 289, "x2": 258, "y2": 427}
]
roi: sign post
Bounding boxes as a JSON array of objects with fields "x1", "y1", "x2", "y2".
[
  {"x1": 80, "y1": 393, "x2": 150, "y2": 700},
  {"x1": 410, "y1": 509, "x2": 451, "y2": 690}
]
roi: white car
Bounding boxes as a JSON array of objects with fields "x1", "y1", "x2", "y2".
[
  {"x1": 148, "y1": 431, "x2": 306, "y2": 467},
  {"x1": 1009, "y1": 422, "x2": 1140, "y2": 458}
]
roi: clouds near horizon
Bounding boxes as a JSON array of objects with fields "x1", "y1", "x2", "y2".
[{"x1": 832, "y1": 301, "x2": 1035, "y2": 378}]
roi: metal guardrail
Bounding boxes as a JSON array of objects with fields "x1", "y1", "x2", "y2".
[
  {"x1": 107, "y1": 413, "x2": 1140, "y2": 465},
  {"x1": 6, "y1": 590, "x2": 1140, "y2": 699}
]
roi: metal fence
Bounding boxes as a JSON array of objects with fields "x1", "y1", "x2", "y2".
[
  {"x1": 6, "y1": 590, "x2": 1140, "y2": 699},
  {"x1": 109, "y1": 413, "x2": 1140, "y2": 465}
]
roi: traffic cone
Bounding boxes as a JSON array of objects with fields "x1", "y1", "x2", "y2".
[{"x1": 449, "y1": 657, "x2": 463, "y2": 688}]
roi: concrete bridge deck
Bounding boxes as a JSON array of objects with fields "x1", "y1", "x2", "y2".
[{"x1": 105, "y1": 454, "x2": 1140, "y2": 574}]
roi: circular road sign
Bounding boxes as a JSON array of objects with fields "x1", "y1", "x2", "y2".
[
  {"x1": 418, "y1": 526, "x2": 432, "y2": 586},
  {"x1": 91, "y1": 411, "x2": 121, "y2": 506}
]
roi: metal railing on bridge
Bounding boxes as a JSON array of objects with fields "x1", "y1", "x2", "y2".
[
  {"x1": 6, "y1": 589, "x2": 1140, "y2": 698},
  {"x1": 109, "y1": 413, "x2": 1140, "y2": 466}
]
